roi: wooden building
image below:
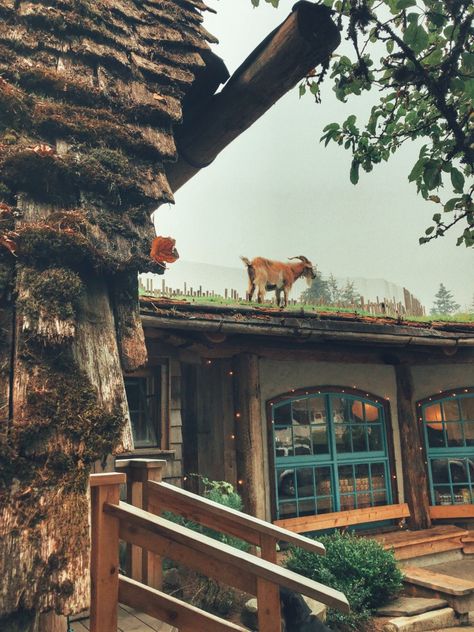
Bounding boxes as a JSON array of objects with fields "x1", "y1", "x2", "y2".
[{"x1": 124, "y1": 298, "x2": 474, "y2": 534}]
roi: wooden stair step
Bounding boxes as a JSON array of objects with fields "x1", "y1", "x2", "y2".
[
  {"x1": 373, "y1": 526, "x2": 468, "y2": 549},
  {"x1": 403, "y1": 565, "x2": 474, "y2": 597}
]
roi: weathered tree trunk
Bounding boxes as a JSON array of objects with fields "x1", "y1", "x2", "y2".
[
  {"x1": 233, "y1": 353, "x2": 266, "y2": 519},
  {"x1": 395, "y1": 363, "x2": 432, "y2": 529},
  {"x1": 0, "y1": 1, "x2": 215, "y2": 628},
  {"x1": 167, "y1": 1, "x2": 341, "y2": 191}
]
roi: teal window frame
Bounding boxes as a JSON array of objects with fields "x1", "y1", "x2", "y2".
[
  {"x1": 270, "y1": 389, "x2": 394, "y2": 521},
  {"x1": 418, "y1": 388, "x2": 474, "y2": 506}
]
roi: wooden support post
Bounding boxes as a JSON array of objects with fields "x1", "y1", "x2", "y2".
[
  {"x1": 395, "y1": 364, "x2": 432, "y2": 529},
  {"x1": 257, "y1": 577, "x2": 282, "y2": 632},
  {"x1": 115, "y1": 459, "x2": 166, "y2": 588},
  {"x1": 233, "y1": 353, "x2": 266, "y2": 519},
  {"x1": 90, "y1": 472, "x2": 125, "y2": 632}
]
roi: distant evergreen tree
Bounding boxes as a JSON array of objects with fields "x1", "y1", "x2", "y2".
[
  {"x1": 301, "y1": 270, "x2": 331, "y2": 304},
  {"x1": 430, "y1": 283, "x2": 460, "y2": 315},
  {"x1": 340, "y1": 280, "x2": 361, "y2": 306},
  {"x1": 327, "y1": 273, "x2": 341, "y2": 304}
]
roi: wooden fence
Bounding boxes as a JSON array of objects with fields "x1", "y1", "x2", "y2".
[
  {"x1": 90, "y1": 460, "x2": 349, "y2": 632},
  {"x1": 139, "y1": 278, "x2": 425, "y2": 317}
]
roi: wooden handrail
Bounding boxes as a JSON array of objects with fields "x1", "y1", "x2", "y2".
[
  {"x1": 146, "y1": 480, "x2": 326, "y2": 555},
  {"x1": 91, "y1": 469, "x2": 349, "y2": 632},
  {"x1": 105, "y1": 501, "x2": 349, "y2": 612}
]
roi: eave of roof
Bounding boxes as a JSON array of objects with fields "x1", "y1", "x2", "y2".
[{"x1": 139, "y1": 297, "x2": 474, "y2": 348}]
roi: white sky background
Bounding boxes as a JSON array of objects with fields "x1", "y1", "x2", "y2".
[{"x1": 154, "y1": 0, "x2": 474, "y2": 310}]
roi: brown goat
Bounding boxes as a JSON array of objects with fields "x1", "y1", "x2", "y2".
[{"x1": 241, "y1": 255, "x2": 316, "y2": 308}]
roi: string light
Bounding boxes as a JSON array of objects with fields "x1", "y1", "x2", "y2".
[
  {"x1": 229, "y1": 371, "x2": 234, "y2": 376},
  {"x1": 235, "y1": 412, "x2": 241, "y2": 419},
  {"x1": 206, "y1": 359, "x2": 212, "y2": 365},
  {"x1": 238, "y1": 479, "x2": 244, "y2": 485},
  {"x1": 231, "y1": 434, "x2": 235, "y2": 439}
]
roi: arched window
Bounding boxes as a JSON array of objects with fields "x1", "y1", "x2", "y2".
[
  {"x1": 418, "y1": 389, "x2": 474, "y2": 506},
  {"x1": 269, "y1": 388, "x2": 394, "y2": 521}
]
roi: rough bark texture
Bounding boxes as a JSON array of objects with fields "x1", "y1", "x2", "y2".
[
  {"x1": 0, "y1": 0, "x2": 214, "y2": 628},
  {"x1": 395, "y1": 363, "x2": 432, "y2": 530},
  {"x1": 233, "y1": 353, "x2": 266, "y2": 520}
]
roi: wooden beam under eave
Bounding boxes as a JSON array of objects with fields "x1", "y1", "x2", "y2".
[
  {"x1": 166, "y1": 1, "x2": 341, "y2": 191},
  {"x1": 395, "y1": 364, "x2": 432, "y2": 530}
]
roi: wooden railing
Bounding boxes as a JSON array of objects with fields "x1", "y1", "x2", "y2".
[{"x1": 90, "y1": 461, "x2": 349, "y2": 632}]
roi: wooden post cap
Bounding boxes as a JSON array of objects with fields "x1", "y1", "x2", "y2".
[{"x1": 90, "y1": 472, "x2": 126, "y2": 487}]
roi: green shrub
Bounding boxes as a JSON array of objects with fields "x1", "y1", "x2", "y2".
[
  {"x1": 163, "y1": 478, "x2": 250, "y2": 616},
  {"x1": 284, "y1": 531, "x2": 403, "y2": 631}
]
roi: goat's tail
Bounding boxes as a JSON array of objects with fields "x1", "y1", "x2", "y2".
[{"x1": 240, "y1": 256, "x2": 252, "y2": 268}]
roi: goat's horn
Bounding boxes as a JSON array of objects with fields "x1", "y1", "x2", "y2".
[{"x1": 289, "y1": 256, "x2": 310, "y2": 263}]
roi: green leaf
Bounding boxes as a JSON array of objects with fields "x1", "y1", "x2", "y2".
[
  {"x1": 432, "y1": 213, "x2": 441, "y2": 222},
  {"x1": 408, "y1": 158, "x2": 425, "y2": 182},
  {"x1": 322, "y1": 123, "x2": 340, "y2": 132},
  {"x1": 444, "y1": 198, "x2": 459, "y2": 212},
  {"x1": 350, "y1": 160, "x2": 360, "y2": 185},
  {"x1": 450, "y1": 167, "x2": 465, "y2": 193},
  {"x1": 386, "y1": 40, "x2": 394, "y2": 54},
  {"x1": 404, "y1": 23, "x2": 429, "y2": 54},
  {"x1": 299, "y1": 84, "x2": 306, "y2": 98},
  {"x1": 425, "y1": 226, "x2": 435, "y2": 235},
  {"x1": 396, "y1": 0, "x2": 416, "y2": 8},
  {"x1": 423, "y1": 161, "x2": 441, "y2": 189}
]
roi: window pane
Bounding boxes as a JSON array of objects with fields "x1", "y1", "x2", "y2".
[
  {"x1": 435, "y1": 488, "x2": 453, "y2": 505},
  {"x1": 424, "y1": 403, "x2": 442, "y2": 424},
  {"x1": 279, "y1": 503, "x2": 297, "y2": 519},
  {"x1": 332, "y1": 396, "x2": 352, "y2": 423},
  {"x1": 460, "y1": 396, "x2": 474, "y2": 421},
  {"x1": 351, "y1": 400, "x2": 365, "y2": 422},
  {"x1": 339, "y1": 465, "x2": 354, "y2": 493},
  {"x1": 357, "y1": 493, "x2": 371, "y2": 508},
  {"x1": 278, "y1": 469, "x2": 295, "y2": 500},
  {"x1": 432, "y1": 459, "x2": 450, "y2": 484},
  {"x1": 355, "y1": 464, "x2": 369, "y2": 491},
  {"x1": 335, "y1": 424, "x2": 351, "y2": 452},
  {"x1": 443, "y1": 399, "x2": 460, "y2": 421},
  {"x1": 373, "y1": 490, "x2": 387, "y2": 506},
  {"x1": 352, "y1": 426, "x2": 367, "y2": 452},
  {"x1": 299, "y1": 499, "x2": 316, "y2": 516},
  {"x1": 274, "y1": 403, "x2": 292, "y2": 425},
  {"x1": 311, "y1": 425, "x2": 329, "y2": 455},
  {"x1": 368, "y1": 425, "x2": 382, "y2": 451},
  {"x1": 125, "y1": 377, "x2": 159, "y2": 448},
  {"x1": 297, "y1": 468, "x2": 314, "y2": 498},
  {"x1": 371, "y1": 463, "x2": 386, "y2": 490},
  {"x1": 340, "y1": 495, "x2": 355, "y2": 510},
  {"x1": 453, "y1": 485, "x2": 471, "y2": 504},
  {"x1": 274, "y1": 427, "x2": 292, "y2": 457},
  {"x1": 292, "y1": 399, "x2": 310, "y2": 425},
  {"x1": 308, "y1": 397, "x2": 327, "y2": 423},
  {"x1": 450, "y1": 459, "x2": 469, "y2": 484},
  {"x1": 464, "y1": 422, "x2": 474, "y2": 446},
  {"x1": 446, "y1": 422, "x2": 464, "y2": 447},
  {"x1": 364, "y1": 402, "x2": 380, "y2": 423},
  {"x1": 293, "y1": 425, "x2": 312, "y2": 455},
  {"x1": 426, "y1": 424, "x2": 445, "y2": 448},
  {"x1": 316, "y1": 497, "x2": 333, "y2": 514},
  {"x1": 315, "y1": 466, "x2": 332, "y2": 496}
]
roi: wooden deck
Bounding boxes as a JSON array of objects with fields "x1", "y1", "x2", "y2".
[{"x1": 70, "y1": 604, "x2": 176, "y2": 632}]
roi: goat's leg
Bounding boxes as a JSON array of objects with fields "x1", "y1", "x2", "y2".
[
  {"x1": 282, "y1": 287, "x2": 289, "y2": 308},
  {"x1": 247, "y1": 280, "x2": 256, "y2": 302},
  {"x1": 257, "y1": 285, "x2": 265, "y2": 303},
  {"x1": 275, "y1": 288, "x2": 282, "y2": 308}
]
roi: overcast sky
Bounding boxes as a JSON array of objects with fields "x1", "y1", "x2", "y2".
[{"x1": 154, "y1": 1, "x2": 473, "y2": 310}]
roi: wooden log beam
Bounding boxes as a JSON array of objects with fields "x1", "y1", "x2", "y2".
[
  {"x1": 395, "y1": 364, "x2": 432, "y2": 530},
  {"x1": 166, "y1": 1, "x2": 341, "y2": 191},
  {"x1": 233, "y1": 353, "x2": 266, "y2": 519}
]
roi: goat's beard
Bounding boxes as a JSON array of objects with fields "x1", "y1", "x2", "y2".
[{"x1": 305, "y1": 276, "x2": 313, "y2": 287}]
